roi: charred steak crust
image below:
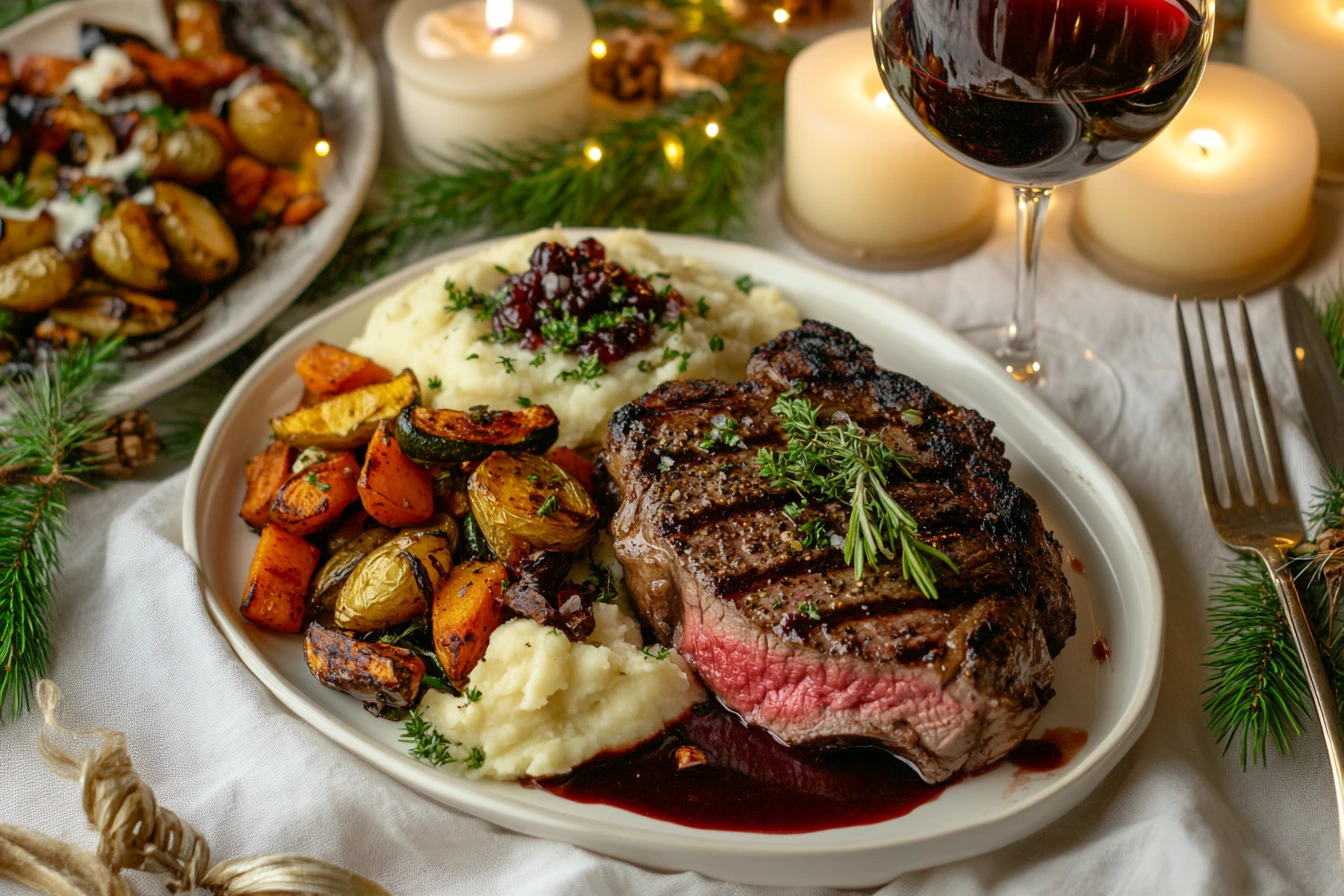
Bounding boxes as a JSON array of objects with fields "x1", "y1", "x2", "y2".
[{"x1": 604, "y1": 322, "x2": 1075, "y2": 783}]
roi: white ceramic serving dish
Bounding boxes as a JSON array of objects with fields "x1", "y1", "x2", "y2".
[
  {"x1": 0, "y1": 0, "x2": 381, "y2": 413},
  {"x1": 184, "y1": 230, "x2": 1163, "y2": 888}
]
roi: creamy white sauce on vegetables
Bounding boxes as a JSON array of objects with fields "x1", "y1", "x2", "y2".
[
  {"x1": 85, "y1": 146, "x2": 146, "y2": 185},
  {"x1": 62, "y1": 45, "x2": 134, "y2": 106}
]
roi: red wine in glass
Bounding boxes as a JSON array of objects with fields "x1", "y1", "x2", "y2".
[
  {"x1": 876, "y1": 0, "x2": 1207, "y2": 186},
  {"x1": 871, "y1": 0, "x2": 1213, "y2": 442}
]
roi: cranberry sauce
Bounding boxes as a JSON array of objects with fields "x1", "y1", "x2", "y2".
[
  {"x1": 526, "y1": 702, "x2": 949, "y2": 833},
  {"x1": 492, "y1": 238, "x2": 684, "y2": 363}
]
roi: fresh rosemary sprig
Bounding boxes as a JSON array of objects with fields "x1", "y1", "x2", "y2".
[
  {"x1": 755, "y1": 394, "x2": 956, "y2": 597},
  {"x1": 303, "y1": 48, "x2": 791, "y2": 300},
  {"x1": 0, "y1": 338, "x2": 122, "y2": 721}
]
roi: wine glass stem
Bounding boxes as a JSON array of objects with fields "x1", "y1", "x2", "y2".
[{"x1": 999, "y1": 185, "x2": 1053, "y2": 385}]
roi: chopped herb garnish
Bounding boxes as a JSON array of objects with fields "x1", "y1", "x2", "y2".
[
  {"x1": 709, "y1": 335, "x2": 724, "y2": 352},
  {"x1": 695, "y1": 296, "x2": 710, "y2": 318},
  {"x1": 735, "y1": 274, "x2": 756, "y2": 293},
  {"x1": 427, "y1": 376, "x2": 443, "y2": 390},
  {"x1": 517, "y1": 396, "x2": 533, "y2": 407},
  {"x1": 536, "y1": 494, "x2": 559, "y2": 517},
  {"x1": 783, "y1": 501, "x2": 806, "y2": 520},
  {"x1": 901, "y1": 408, "x2": 924, "y2": 426},
  {"x1": 586, "y1": 552, "x2": 619, "y2": 604},
  {"x1": 773, "y1": 597, "x2": 784, "y2": 609},
  {"x1": 699, "y1": 415, "x2": 741, "y2": 451},
  {"x1": 497, "y1": 356, "x2": 516, "y2": 374},
  {"x1": 444, "y1": 279, "x2": 493, "y2": 314},
  {"x1": 662, "y1": 313, "x2": 686, "y2": 334},
  {"x1": 641, "y1": 644, "x2": 672, "y2": 660},
  {"x1": 528, "y1": 474, "x2": 540, "y2": 482},
  {"x1": 305, "y1": 472, "x2": 330, "y2": 491},
  {"x1": 465, "y1": 747, "x2": 486, "y2": 770},
  {"x1": 0, "y1": 173, "x2": 34, "y2": 209},
  {"x1": 638, "y1": 360, "x2": 655, "y2": 373},
  {"x1": 557, "y1": 356, "x2": 607, "y2": 386},
  {"x1": 464, "y1": 686, "x2": 482, "y2": 703},
  {"x1": 657, "y1": 455, "x2": 675, "y2": 473},
  {"x1": 798, "y1": 518, "x2": 832, "y2": 550},
  {"x1": 494, "y1": 263, "x2": 510, "y2": 274},
  {"x1": 400, "y1": 710, "x2": 457, "y2": 767},
  {"x1": 466, "y1": 353, "x2": 479, "y2": 360},
  {"x1": 143, "y1": 104, "x2": 189, "y2": 133},
  {"x1": 756, "y1": 395, "x2": 956, "y2": 596},
  {"x1": 799, "y1": 602, "x2": 821, "y2": 621},
  {"x1": 530, "y1": 352, "x2": 547, "y2": 367}
]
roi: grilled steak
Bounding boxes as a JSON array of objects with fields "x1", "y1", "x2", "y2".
[{"x1": 604, "y1": 321, "x2": 1074, "y2": 783}]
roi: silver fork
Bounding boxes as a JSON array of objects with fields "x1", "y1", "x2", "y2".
[{"x1": 1176, "y1": 296, "x2": 1344, "y2": 872}]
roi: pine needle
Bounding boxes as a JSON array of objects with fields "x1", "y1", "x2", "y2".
[
  {"x1": 0, "y1": 0, "x2": 60, "y2": 29},
  {"x1": 0, "y1": 338, "x2": 121, "y2": 720}
]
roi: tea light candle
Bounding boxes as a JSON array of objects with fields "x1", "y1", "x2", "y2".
[
  {"x1": 781, "y1": 28, "x2": 996, "y2": 269},
  {"x1": 1245, "y1": 0, "x2": 1344, "y2": 180},
  {"x1": 385, "y1": 0, "x2": 594, "y2": 170},
  {"x1": 1073, "y1": 63, "x2": 1318, "y2": 297}
]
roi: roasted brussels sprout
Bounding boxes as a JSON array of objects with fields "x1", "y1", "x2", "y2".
[
  {"x1": 310, "y1": 525, "x2": 395, "y2": 612},
  {"x1": 152, "y1": 181, "x2": 239, "y2": 283},
  {"x1": 333, "y1": 530, "x2": 454, "y2": 631},
  {"x1": 228, "y1": 82, "x2": 320, "y2": 166},
  {"x1": 90, "y1": 199, "x2": 171, "y2": 290},
  {"x1": 132, "y1": 121, "x2": 226, "y2": 185},
  {"x1": 0, "y1": 246, "x2": 80, "y2": 312},
  {"x1": 467, "y1": 451, "x2": 599, "y2": 562},
  {"x1": 0, "y1": 215, "x2": 55, "y2": 264}
]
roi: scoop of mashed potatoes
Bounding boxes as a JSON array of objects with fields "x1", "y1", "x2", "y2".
[
  {"x1": 349, "y1": 228, "x2": 800, "y2": 447},
  {"x1": 419, "y1": 603, "x2": 705, "y2": 779}
]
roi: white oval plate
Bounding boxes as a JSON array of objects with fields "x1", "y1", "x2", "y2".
[
  {"x1": 1, "y1": 0, "x2": 381, "y2": 414},
  {"x1": 184, "y1": 230, "x2": 1162, "y2": 889}
]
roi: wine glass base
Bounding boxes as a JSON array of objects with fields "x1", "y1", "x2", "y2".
[{"x1": 958, "y1": 323, "x2": 1124, "y2": 445}]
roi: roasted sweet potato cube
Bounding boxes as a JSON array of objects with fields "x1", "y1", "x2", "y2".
[
  {"x1": 18, "y1": 56, "x2": 79, "y2": 96},
  {"x1": 270, "y1": 451, "x2": 360, "y2": 537},
  {"x1": 433, "y1": 560, "x2": 507, "y2": 688},
  {"x1": 281, "y1": 194, "x2": 326, "y2": 227},
  {"x1": 359, "y1": 421, "x2": 434, "y2": 527},
  {"x1": 304, "y1": 621, "x2": 425, "y2": 709},
  {"x1": 293, "y1": 343, "x2": 394, "y2": 398},
  {"x1": 240, "y1": 524, "x2": 320, "y2": 633},
  {"x1": 240, "y1": 441, "x2": 297, "y2": 529}
]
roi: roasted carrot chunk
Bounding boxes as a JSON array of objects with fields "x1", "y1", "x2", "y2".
[
  {"x1": 225, "y1": 155, "x2": 270, "y2": 217},
  {"x1": 281, "y1": 194, "x2": 327, "y2": 227},
  {"x1": 270, "y1": 451, "x2": 360, "y2": 537},
  {"x1": 544, "y1": 446, "x2": 595, "y2": 495},
  {"x1": 293, "y1": 343, "x2": 394, "y2": 398},
  {"x1": 359, "y1": 421, "x2": 435, "y2": 527},
  {"x1": 18, "y1": 56, "x2": 80, "y2": 96},
  {"x1": 240, "y1": 441, "x2": 297, "y2": 529},
  {"x1": 432, "y1": 560, "x2": 507, "y2": 688},
  {"x1": 122, "y1": 41, "x2": 245, "y2": 106},
  {"x1": 240, "y1": 524, "x2": 320, "y2": 633}
]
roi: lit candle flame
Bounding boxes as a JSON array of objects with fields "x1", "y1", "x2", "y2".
[
  {"x1": 704, "y1": 121, "x2": 720, "y2": 138},
  {"x1": 591, "y1": 38, "x2": 607, "y2": 58},
  {"x1": 314, "y1": 139, "x2": 331, "y2": 157},
  {"x1": 486, "y1": 0, "x2": 513, "y2": 34},
  {"x1": 772, "y1": 7, "x2": 790, "y2": 23},
  {"x1": 872, "y1": 91, "x2": 893, "y2": 109},
  {"x1": 1187, "y1": 127, "x2": 1228, "y2": 159}
]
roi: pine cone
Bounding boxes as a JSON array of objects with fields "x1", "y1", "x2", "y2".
[
  {"x1": 1320, "y1": 528, "x2": 1344, "y2": 595},
  {"x1": 590, "y1": 28, "x2": 666, "y2": 103},
  {"x1": 82, "y1": 410, "x2": 161, "y2": 479},
  {"x1": 687, "y1": 42, "x2": 746, "y2": 86}
]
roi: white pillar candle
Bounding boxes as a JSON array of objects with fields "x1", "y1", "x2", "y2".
[
  {"x1": 1245, "y1": 0, "x2": 1344, "y2": 180},
  {"x1": 1072, "y1": 63, "x2": 1318, "y2": 297},
  {"x1": 385, "y1": 0, "x2": 594, "y2": 171},
  {"x1": 781, "y1": 28, "x2": 996, "y2": 269}
]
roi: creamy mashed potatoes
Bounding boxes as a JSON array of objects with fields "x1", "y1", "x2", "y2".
[
  {"x1": 420, "y1": 603, "x2": 705, "y2": 779},
  {"x1": 349, "y1": 228, "x2": 800, "y2": 447}
]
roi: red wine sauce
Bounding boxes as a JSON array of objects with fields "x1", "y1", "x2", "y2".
[
  {"x1": 1008, "y1": 728, "x2": 1090, "y2": 773},
  {"x1": 526, "y1": 702, "x2": 949, "y2": 833}
]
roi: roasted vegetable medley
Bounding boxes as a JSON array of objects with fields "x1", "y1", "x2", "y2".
[
  {"x1": 0, "y1": 0, "x2": 328, "y2": 371},
  {"x1": 238, "y1": 341, "x2": 609, "y2": 716}
]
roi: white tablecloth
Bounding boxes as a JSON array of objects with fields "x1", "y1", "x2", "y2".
[{"x1": 5, "y1": 170, "x2": 1344, "y2": 895}]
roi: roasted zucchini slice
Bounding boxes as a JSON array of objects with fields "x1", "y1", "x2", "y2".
[
  {"x1": 467, "y1": 451, "x2": 599, "y2": 561},
  {"x1": 333, "y1": 529, "x2": 454, "y2": 631},
  {"x1": 395, "y1": 404, "x2": 559, "y2": 464},
  {"x1": 49, "y1": 285, "x2": 178, "y2": 337},
  {"x1": 271, "y1": 369, "x2": 420, "y2": 451}
]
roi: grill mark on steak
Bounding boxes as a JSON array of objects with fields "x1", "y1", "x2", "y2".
[{"x1": 604, "y1": 321, "x2": 1075, "y2": 783}]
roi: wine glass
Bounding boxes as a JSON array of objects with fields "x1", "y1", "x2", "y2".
[{"x1": 872, "y1": 0, "x2": 1215, "y2": 440}]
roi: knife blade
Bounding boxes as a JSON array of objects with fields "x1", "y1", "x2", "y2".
[{"x1": 1282, "y1": 284, "x2": 1344, "y2": 470}]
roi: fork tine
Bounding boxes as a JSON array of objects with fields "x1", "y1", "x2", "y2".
[
  {"x1": 1195, "y1": 299, "x2": 1243, "y2": 505},
  {"x1": 1216, "y1": 299, "x2": 1265, "y2": 504},
  {"x1": 1176, "y1": 298, "x2": 1224, "y2": 512},
  {"x1": 1238, "y1": 297, "x2": 1292, "y2": 505}
]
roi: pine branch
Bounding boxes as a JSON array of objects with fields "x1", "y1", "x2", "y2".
[
  {"x1": 0, "y1": 0, "x2": 61, "y2": 29},
  {"x1": 0, "y1": 338, "x2": 122, "y2": 721},
  {"x1": 1315, "y1": 278, "x2": 1344, "y2": 381},
  {"x1": 303, "y1": 48, "x2": 792, "y2": 301}
]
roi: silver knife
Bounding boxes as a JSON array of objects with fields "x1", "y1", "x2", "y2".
[{"x1": 1283, "y1": 284, "x2": 1344, "y2": 470}]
